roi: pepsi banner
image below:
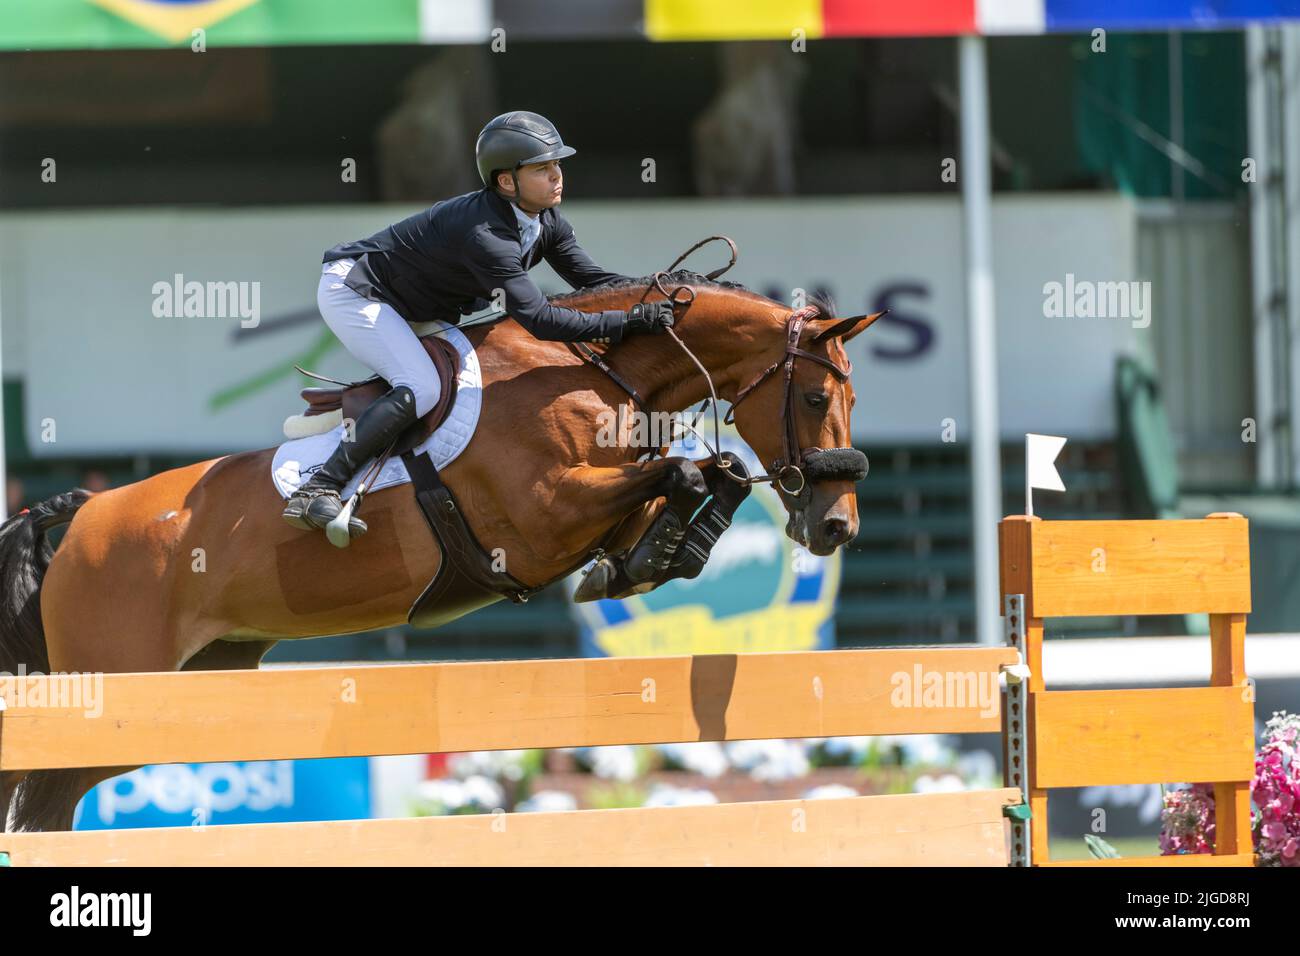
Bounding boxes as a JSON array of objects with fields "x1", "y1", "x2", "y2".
[{"x1": 73, "y1": 758, "x2": 373, "y2": 829}]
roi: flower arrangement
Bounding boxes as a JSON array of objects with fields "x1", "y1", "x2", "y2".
[
  {"x1": 1156, "y1": 710, "x2": 1299, "y2": 866},
  {"x1": 1249, "y1": 710, "x2": 1300, "y2": 866},
  {"x1": 1158, "y1": 783, "x2": 1218, "y2": 856}
]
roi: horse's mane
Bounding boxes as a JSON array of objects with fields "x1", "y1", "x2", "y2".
[
  {"x1": 550, "y1": 270, "x2": 840, "y2": 319},
  {"x1": 550, "y1": 270, "x2": 747, "y2": 303}
]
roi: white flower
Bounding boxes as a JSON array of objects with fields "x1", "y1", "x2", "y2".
[
  {"x1": 446, "y1": 750, "x2": 530, "y2": 781},
  {"x1": 803, "y1": 783, "x2": 860, "y2": 800},
  {"x1": 726, "y1": 740, "x2": 810, "y2": 781},
  {"x1": 515, "y1": 790, "x2": 579, "y2": 813},
  {"x1": 643, "y1": 784, "x2": 719, "y2": 808},
  {"x1": 414, "y1": 774, "x2": 504, "y2": 812},
  {"x1": 415, "y1": 777, "x2": 465, "y2": 806},
  {"x1": 657, "y1": 742, "x2": 729, "y2": 777},
  {"x1": 914, "y1": 773, "x2": 966, "y2": 793},
  {"x1": 575, "y1": 746, "x2": 641, "y2": 781},
  {"x1": 459, "y1": 774, "x2": 506, "y2": 807}
]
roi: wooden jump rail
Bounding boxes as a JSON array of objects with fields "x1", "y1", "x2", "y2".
[{"x1": 0, "y1": 514, "x2": 1255, "y2": 866}]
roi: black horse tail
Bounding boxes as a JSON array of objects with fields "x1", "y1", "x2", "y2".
[
  {"x1": 0, "y1": 489, "x2": 91, "y2": 680},
  {"x1": 0, "y1": 489, "x2": 92, "y2": 833}
]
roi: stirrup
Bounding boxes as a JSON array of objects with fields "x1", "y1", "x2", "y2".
[
  {"x1": 324, "y1": 493, "x2": 370, "y2": 548},
  {"x1": 283, "y1": 486, "x2": 367, "y2": 538}
]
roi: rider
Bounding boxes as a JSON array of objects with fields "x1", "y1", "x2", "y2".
[{"x1": 284, "y1": 110, "x2": 676, "y2": 536}]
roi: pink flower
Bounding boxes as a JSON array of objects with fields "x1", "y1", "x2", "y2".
[{"x1": 1158, "y1": 711, "x2": 1300, "y2": 866}]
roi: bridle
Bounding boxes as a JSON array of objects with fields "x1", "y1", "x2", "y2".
[
  {"x1": 721, "y1": 305, "x2": 860, "y2": 499},
  {"x1": 576, "y1": 235, "x2": 870, "y2": 505}
]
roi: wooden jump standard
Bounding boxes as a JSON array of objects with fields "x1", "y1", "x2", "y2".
[{"x1": 0, "y1": 514, "x2": 1256, "y2": 866}]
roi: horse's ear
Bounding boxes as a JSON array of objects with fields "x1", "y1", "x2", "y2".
[{"x1": 811, "y1": 310, "x2": 888, "y2": 343}]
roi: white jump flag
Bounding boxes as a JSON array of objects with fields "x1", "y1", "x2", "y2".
[{"x1": 1025, "y1": 433, "x2": 1067, "y2": 517}]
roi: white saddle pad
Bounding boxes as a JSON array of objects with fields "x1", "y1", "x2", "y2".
[{"x1": 270, "y1": 320, "x2": 483, "y2": 500}]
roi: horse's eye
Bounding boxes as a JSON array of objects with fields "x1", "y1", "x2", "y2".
[{"x1": 804, "y1": 392, "x2": 826, "y2": 409}]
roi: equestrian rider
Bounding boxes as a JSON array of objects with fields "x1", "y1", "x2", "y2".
[{"x1": 283, "y1": 110, "x2": 676, "y2": 535}]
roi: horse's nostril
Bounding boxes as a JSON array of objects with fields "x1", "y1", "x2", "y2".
[{"x1": 821, "y1": 517, "x2": 851, "y2": 545}]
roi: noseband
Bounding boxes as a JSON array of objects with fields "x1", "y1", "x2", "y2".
[{"x1": 721, "y1": 306, "x2": 869, "y2": 499}]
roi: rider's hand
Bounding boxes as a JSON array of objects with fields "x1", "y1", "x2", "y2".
[{"x1": 624, "y1": 302, "x2": 675, "y2": 335}]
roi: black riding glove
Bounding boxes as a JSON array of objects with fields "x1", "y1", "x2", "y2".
[{"x1": 623, "y1": 302, "x2": 675, "y2": 336}]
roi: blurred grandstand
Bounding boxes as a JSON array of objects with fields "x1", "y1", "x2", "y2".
[{"x1": 2, "y1": 2, "x2": 1299, "y2": 662}]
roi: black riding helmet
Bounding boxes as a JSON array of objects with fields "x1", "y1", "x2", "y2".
[{"x1": 475, "y1": 111, "x2": 576, "y2": 202}]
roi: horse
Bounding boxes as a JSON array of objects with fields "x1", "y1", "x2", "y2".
[{"x1": 0, "y1": 269, "x2": 881, "y2": 832}]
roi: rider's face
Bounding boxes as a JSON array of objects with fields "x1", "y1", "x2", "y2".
[{"x1": 498, "y1": 160, "x2": 563, "y2": 212}]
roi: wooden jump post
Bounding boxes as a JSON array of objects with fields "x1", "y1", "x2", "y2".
[
  {"x1": 998, "y1": 512, "x2": 1255, "y2": 866},
  {"x1": 0, "y1": 514, "x2": 1256, "y2": 866}
]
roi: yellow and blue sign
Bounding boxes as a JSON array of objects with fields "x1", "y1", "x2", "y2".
[
  {"x1": 89, "y1": 0, "x2": 260, "y2": 42},
  {"x1": 570, "y1": 427, "x2": 840, "y2": 658}
]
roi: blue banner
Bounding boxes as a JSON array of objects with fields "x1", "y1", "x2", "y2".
[
  {"x1": 72, "y1": 757, "x2": 372, "y2": 830},
  {"x1": 1045, "y1": 0, "x2": 1300, "y2": 31}
]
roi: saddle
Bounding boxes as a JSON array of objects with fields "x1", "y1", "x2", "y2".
[
  {"x1": 297, "y1": 334, "x2": 461, "y2": 457},
  {"x1": 294, "y1": 331, "x2": 539, "y2": 628}
]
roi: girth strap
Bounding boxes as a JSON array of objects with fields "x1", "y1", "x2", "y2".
[
  {"x1": 402, "y1": 450, "x2": 537, "y2": 629},
  {"x1": 401, "y1": 450, "x2": 624, "y2": 628}
]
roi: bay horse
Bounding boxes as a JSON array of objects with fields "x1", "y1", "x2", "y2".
[{"x1": 0, "y1": 269, "x2": 880, "y2": 832}]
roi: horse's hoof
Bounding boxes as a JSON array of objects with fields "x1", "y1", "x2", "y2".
[{"x1": 574, "y1": 557, "x2": 616, "y2": 602}]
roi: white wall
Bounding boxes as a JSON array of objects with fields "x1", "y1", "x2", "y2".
[{"x1": 1, "y1": 194, "x2": 1142, "y2": 455}]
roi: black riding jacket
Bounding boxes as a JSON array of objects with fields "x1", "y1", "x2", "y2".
[{"x1": 323, "y1": 187, "x2": 630, "y2": 344}]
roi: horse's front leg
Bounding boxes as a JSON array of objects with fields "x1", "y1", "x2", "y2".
[
  {"x1": 571, "y1": 456, "x2": 750, "y2": 602},
  {"x1": 560, "y1": 456, "x2": 709, "y2": 603},
  {"x1": 495, "y1": 454, "x2": 705, "y2": 578}
]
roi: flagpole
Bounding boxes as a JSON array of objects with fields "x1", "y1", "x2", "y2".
[
  {"x1": 960, "y1": 35, "x2": 1001, "y2": 645},
  {"x1": 1026, "y1": 439, "x2": 1033, "y2": 518}
]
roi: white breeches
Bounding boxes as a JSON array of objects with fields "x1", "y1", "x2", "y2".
[{"x1": 317, "y1": 258, "x2": 442, "y2": 417}]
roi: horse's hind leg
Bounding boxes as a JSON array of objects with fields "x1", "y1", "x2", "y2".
[
  {"x1": 179, "y1": 637, "x2": 278, "y2": 672},
  {"x1": 6, "y1": 639, "x2": 277, "y2": 833},
  {"x1": 9, "y1": 604, "x2": 234, "y2": 831}
]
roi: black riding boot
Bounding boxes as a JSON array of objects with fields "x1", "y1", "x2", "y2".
[{"x1": 282, "y1": 385, "x2": 417, "y2": 536}]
